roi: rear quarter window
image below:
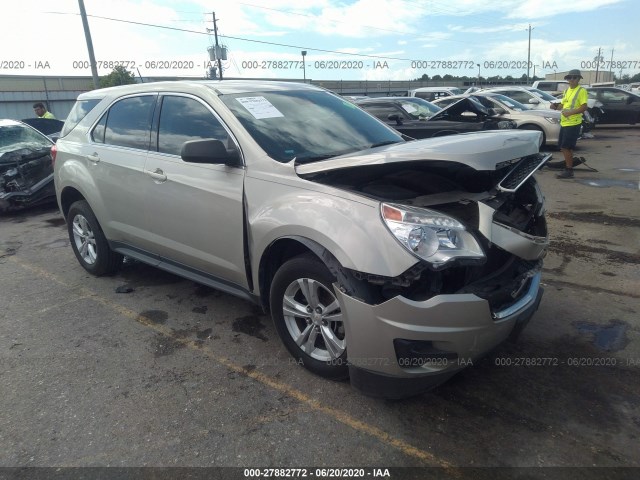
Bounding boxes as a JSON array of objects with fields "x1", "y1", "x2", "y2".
[{"x1": 61, "y1": 99, "x2": 101, "y2": 137}]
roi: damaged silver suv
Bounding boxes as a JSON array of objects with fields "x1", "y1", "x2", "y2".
[{"x1": 54, "y1": 81, "x2": 549, "y2": 398}]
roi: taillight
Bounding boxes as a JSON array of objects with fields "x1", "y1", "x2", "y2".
[{"x1": 51, "y1": 144, "x2": 57, "y2": 167}]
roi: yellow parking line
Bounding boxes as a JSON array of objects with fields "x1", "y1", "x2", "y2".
[{"x1": 9, "y1": 256, "x2": 457, "y2": 471}]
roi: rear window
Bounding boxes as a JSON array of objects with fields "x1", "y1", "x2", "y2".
[{"x1": 61, "y1": 99, "x2": 101, "y2": 137}]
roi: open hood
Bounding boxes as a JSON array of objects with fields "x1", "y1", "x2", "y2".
[
  {"x1": 428, "y1": 96, "x2": 492, "y2": 122},
  {"x1": 295, "y1": 130, "x2": 542, "y2": 175}
]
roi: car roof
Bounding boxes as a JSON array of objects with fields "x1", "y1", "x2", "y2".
[
  {"x1": 0, "y1": 119, "x2": 25, "y2": 128},
  {"x1": 409, "y1": 86, "x2": 459, "y2": 92},
  {"x1": 481, "y1": 86, "x2": 534, "y2": 91},
  {"x1": 78, "y1": 80, "x2": 324, "y2": 100}
]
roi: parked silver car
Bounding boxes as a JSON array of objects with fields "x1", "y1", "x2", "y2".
[
  {"x1": 54, "y1": 81, "x2": 549, "y2": 398},
  {"x1": 433, "y1": 93, "x2": 561, "y2": 146},
  {"x1": 478, "y1": 86, "x2": 560, "y2": 110}
]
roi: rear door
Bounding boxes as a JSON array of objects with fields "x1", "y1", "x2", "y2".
[
  {"x1": 142, "y1": 93, "x2": 247, "y2": 288},
  {"x1": 86, "y1": 94, "x2": 157, "y2": 250},
  {"x1": 597, "y1": 88, "x2": 638, "y2": 124}
]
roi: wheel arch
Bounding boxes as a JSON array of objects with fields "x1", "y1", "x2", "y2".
[
  {"x1": 60, "y1": 186, "x2": 87, "y2": 219},
  {"x1": 258, "y1": 236, "x2": 376, "y2": 314},
  {"x1": 518, "y1": 123, "x2": 546, "y2": 145}
]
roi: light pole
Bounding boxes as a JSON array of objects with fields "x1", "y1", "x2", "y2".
[
  {"x1": 477, "y1": 63, "x2": 481, "y2": 86},
  {"x1": 301, "y1": 50, "x2": 307, "y2": 82}
]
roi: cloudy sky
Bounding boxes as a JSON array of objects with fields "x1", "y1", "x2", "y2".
[{"x1": 2, "y1": 0, "x2": 638, "y2": 81}]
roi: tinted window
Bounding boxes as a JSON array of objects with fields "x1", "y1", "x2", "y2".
[
  {"x1": 92, "y1": 115, "x2": 107, "y2": 144},
  {"x1": 601, "y1": 89, "x2": 628, "y2": 102},
  {"x1": 502, "y1": 90, "x2": 532, "y2": 104},
  {"x1": 360, "y1": 103, "x2": 406, "y2": 121},
  {"x1": 61, "y1": 99, "x2": 101, "y2": 137},
  {"x1": 102, "y1": 96, "x2": 155, "y2": 150},
  {"x1": 157, "y1": 96, "x2": 229, "y2": 156}
]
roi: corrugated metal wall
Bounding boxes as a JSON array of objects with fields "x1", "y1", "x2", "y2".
[{"x1": 0, "y1": 76, "x2": 95, "y2": 121}]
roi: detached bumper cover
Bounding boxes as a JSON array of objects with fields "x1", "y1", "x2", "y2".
[{"x1": 337, "y1": 272, "x2": 543, "y2": 398}]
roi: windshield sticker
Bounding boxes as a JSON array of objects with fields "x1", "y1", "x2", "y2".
[
  {"x1": 401, "y1": 104, "x2": 418, "y2": 114},
  {"x1": 236, "y1": 96, "x2": 284, "y2": 119}
]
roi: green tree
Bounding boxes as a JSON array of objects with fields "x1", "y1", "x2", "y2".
[{"x1": 100, "y1": 66, "x2": 136, "y2": 88}]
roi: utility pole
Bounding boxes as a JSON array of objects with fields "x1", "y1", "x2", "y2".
[
  {"x1": 78, "y1": 0, "x2": 99, "y2": 89},
  {"x1": 609, "y1": 48, "x2": 614, "y2": 80},
  {"x1": 526, "y1": 24, "x2": 533, "y2": 84},
  {"x1": 594, "y1": 47, "x2": 602, "y2": 83},
  {"x1": 212, "y1": 12, "x2": 223, "y2": 80}
]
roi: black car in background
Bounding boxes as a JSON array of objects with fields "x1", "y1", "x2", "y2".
[
  {"x1": 586, "y1": 87, "x2": 640, "y2": 125},
  {"x1": 0, "y1": 119, "x2": 56, "y2": 212},
  {"x1": 355, "y1": 96, "x2": 516, "y2": 139}
]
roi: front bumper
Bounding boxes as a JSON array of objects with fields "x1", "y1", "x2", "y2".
[{"x1": 337, "y1": 272, "x2": 543, "y2": 399}]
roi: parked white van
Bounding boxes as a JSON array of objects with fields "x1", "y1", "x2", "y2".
[
  {"x1": 531, "y1": 80, "x2": 569, "y2": 96},
  {"x1": 408, "y1": 86, "x2": 463, "y2": 101}
]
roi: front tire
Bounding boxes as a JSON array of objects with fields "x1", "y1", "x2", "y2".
[
  {"x1": 67, "y1": 200, "x2": 122, "y2": 276},
  {"x1": 270, "y1": 255, "x2": 348, "y2": 380}
]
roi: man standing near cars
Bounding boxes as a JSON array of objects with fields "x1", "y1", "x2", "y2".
[
  {"x1": 33, "y1": 102, "x2": 56, "y2": 119},
  {"x1": 550, "y1": 69, "x2": 588, "y2": 179}
]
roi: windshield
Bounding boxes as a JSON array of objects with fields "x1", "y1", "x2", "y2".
[
  {"x1": 486, "y1": 94, "x2": 528, "y2": 111},
  {"x1": 0, "y1": 124, "x2": 51, "y2": 154},
  {"x1": 220, "y1": 90, "x2": 403, "y2": 163},
  {"x1": 529, "y1": 88, "x2": 559, "y2": 102},
  {"x1": 397, "y1": 98, "x2": 441, "y2": 119}
]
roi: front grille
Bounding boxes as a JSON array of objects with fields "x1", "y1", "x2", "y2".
[{"x1": 498, "y1": 153, "x2": 550, "y2": 192}]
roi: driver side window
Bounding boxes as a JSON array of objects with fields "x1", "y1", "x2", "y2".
[{"x1": 157, "y1": 96, "x2": 231, "y2": 156}]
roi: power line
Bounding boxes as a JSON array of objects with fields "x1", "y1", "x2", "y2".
[{"x1": 45, "y1": 11, "x2": 418, "y2": 62}]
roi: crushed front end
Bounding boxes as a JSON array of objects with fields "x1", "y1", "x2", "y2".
[
  {"x1": 305, "y1": 139, "x2": 550, "y2": 398},
  {"x1": 0, "y1": 145, "x2": 55, "y2": 212}
]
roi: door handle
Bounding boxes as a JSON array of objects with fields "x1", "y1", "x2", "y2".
[
  {"x1": 87, "y1": 153, "x2": 100, "y2": 163},
  {"x1": 146, "y1": 168, "x2": 167, "y2": 182}
]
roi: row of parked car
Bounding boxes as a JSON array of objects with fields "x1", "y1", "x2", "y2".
[
  {"x1": 355, "y1": 85, "x2": 640, "y2": 150},
  {"x1": 408, "y1": 84, "x2": 640, "y2": 125}
]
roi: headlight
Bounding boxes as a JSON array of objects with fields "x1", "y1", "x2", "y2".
[
  {"x1": 498, "y1": 120, "x2": 517, "y2": 129},
  {"x1": 544, "y1": 117, "x2": 559, "y2": 124},
  {"x1": 381, "y1": 203, "x2": 485, "y2": 267}
]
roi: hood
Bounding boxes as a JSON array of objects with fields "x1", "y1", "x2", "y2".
[
  {"x1": 295, "y1": 130, "x2": 542, "y2": 175},
  {"x1": 428, "y1": 96, "x2": 491, "y2": 122},
  {"x1": 514, "y1": 108, "x2": 560, "y2": 119}
]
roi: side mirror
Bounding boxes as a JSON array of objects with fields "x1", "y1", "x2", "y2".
[
  {"x1": 387, "y1": 113, "x2": 403, "y2": 125},
  {"x1": 626, "y1": 96, "x2": 634, "y2": 104},
  {"x1": 528, "y1": 98, "x2": 540, "y2": 104},
  {"x1": 181, "y1": 138, "x2": 241, "y2": 166}
]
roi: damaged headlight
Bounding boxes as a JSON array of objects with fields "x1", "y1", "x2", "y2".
[
  {"x1": 498, "y1": 120, "x2": 517, "y2": 129},
  {"x1": 381, "y1": 203, "x2": 485, "y2": 267}
]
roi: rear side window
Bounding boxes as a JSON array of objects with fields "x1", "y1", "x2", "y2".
[
  {"x1": 157, "y1": 96, "x2": 229, "y2": 156},
  {"x1": 92, "y1": 95, "x2": 156, "y2": 150},
  {"x1": 61, "y1": 99, "x2": 101, "y2": 137}
]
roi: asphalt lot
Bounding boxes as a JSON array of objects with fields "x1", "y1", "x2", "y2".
[{"x1": 1, "y1": 127, "x2": 639, "y2": 478}]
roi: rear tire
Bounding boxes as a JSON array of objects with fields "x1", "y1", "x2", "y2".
[
  {"x1": 270, "y1": 254, "x2": 348, "y2": 380},
  {"x1": 67, "y1": 200, "x2": 123, "y2": 276}
]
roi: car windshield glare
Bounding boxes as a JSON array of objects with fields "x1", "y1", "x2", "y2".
[
  {"x1": 530, "y1": 89, "x2": 558, "y2": 101},
  {"x1": 220, "y1": 90, "x2": 403, "y2": 163},
  {"x1": 399, "y1": 99, "x2": 441, "y2": 119},
  {"x1": 489, "y1": 94, "x2": 528, "y2": 111}
]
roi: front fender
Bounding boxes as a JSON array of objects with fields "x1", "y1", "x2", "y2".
[{"x1": 244, "y1": 176, "x2": 419, "y2": 282}]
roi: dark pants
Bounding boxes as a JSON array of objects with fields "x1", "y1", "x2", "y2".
[{"x1": 558, "y1": 124, "x2": 581, "y2": 150}]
